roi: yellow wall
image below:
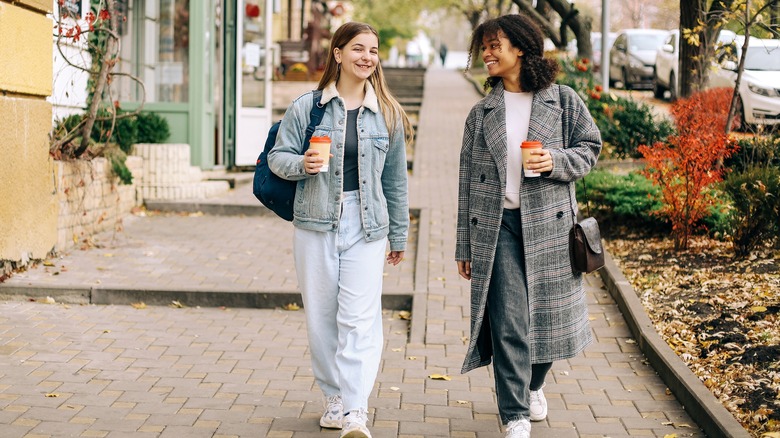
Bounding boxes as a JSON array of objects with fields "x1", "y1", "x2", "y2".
[{"x1": 0, "y1": 1, "x2": 57, "y2": 266}]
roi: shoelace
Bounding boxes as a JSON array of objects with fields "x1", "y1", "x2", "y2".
[{"x1": 325, "y1": 395, "x2": 342, "y2": 415}]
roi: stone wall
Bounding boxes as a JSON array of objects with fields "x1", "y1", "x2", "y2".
[
  {"x1": 134, "y1": 143, "x2": 229, "y2": 200},
  {"x1": 54, "y1": 156, "x2": 144, "y2": 251}
]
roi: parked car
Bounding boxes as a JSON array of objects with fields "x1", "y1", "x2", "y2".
[
  {"x1": 609, "y1": 29, "x2": 669, "y2": 90},
  {"x1": 709, "y1": 36, "x2": 780, "y2": 129},
  {"x1": 653, "y1": 29, "x2": 737, "y2": 101}
]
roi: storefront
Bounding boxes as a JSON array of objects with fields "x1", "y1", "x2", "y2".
[{"x1": 114, "y1": 0, "x2": 278, "y2": 169}]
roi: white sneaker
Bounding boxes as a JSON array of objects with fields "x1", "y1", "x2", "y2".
[
  {"x1": 529, "y1": 384, "x2": 548, "y2": 421},
  {"x1": 320, "y1": 395, "x2": 344, "y2": 429},
  {"x1": 340, "y1": 408, "x2": 372, "y2": 438},
  {"x1": 505, "y1": 418, "x2": 532, "y2": 438}
]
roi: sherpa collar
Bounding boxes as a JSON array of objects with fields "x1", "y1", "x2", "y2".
[{"x1": 320, "y1": 80, "x2": 380, "y2": 113}]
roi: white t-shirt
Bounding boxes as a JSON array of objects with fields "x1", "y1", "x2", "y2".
[{"x1": 504, "y1": 90, "x2": 533, "y2": 209}]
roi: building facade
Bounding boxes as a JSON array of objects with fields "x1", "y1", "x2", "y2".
[{"x1": 0, "y1": 0, "x2": 58, "y2": 273}]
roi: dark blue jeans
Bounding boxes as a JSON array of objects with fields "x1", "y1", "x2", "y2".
[{"x1": 487, "y1": 209, "x2": 551, "y2": 424}]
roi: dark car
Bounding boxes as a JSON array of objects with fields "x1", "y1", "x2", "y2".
[{"x1": 609, "y1": 29, "x2": 669, "y2": 90}]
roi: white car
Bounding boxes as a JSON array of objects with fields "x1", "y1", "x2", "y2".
[
  {"x1": 709, "y1": 36, "x2": 780, "y2": 129},
  {"x1": 653, "y1": 29, "x2": 737, "y2": 101},
  {"x1": 653, "y1": 30, "x2": 680, "y2": 100}
]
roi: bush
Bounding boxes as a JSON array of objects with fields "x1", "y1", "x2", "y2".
[
  {"x1": 136, "y1": 112, "x2": 171, "y2": 144},
  {"x1": 599, "y1": 97, "x2": 675, "y2": 159},
  {"x1": 576, "y1": 170, "x2": 666, "y2": 234},
  {"x1": 725, "y1": 134, "x2": 780, "y2": 174},
  {"x1": 557, "y1": 58, "x2": 675, "y2": 159},
  {"x1": 638, "y1": 88, "x2": 738, "y2": 250},
  {"x1": 92, "y1": 108, "x2": 138, "y2": 154},
  {"x1": 721, "y1": 166, "x2": 780, "y2": 257},
  {"x1": 51, "y1": 108, "x2": 170, "y2": 185}
]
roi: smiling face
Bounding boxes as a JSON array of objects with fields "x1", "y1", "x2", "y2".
[
  {"x1": 481, "y1": 31, "x2": 523, "y2": 85},
  {"x1": 335, "y1": 32, "x2": 379, "y2": 83}
]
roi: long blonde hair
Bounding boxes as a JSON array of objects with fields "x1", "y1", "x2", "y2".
[{"x1": 317, "y1": 22, "x2": 414, "y2": 147}]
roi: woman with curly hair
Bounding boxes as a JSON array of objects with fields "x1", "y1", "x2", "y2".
[{"x1": 455, "y1": 14, "x2": 602, "y2": 438}]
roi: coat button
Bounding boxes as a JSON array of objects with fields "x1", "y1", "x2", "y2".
[
  {"x1": 335, "y1": 171, "x2": 340, "y2": 176},
  {"x1": 471, "y1": 217, "x2": 478, "y2": 225},
  {"x1": 556, "y1": 211, "x2": 564, "y2": 219},
  {"x1": 480, "y1": 174, "x2": 486, "y2": 182}
]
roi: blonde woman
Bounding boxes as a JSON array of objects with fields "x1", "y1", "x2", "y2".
[{"x1": 268, "y1": 21, "x2": 413, "y2": 438}]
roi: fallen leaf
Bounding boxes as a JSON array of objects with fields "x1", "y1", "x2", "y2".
[
  {"x1": 663, "y1": 434, "x2": 677, "y2": 438},
  {"x1": 170, "y1": 300, "x2": 184, "y2": 308},
  {"x1": 407, "y1": 356, "x2": 417, "y2": 360},
  {"x1": 389, "y1": 386, "x2": 400, "y2": 391},
  {"x1": 282, "y1": 303, "x2": 300, "y2": 311},
  {"x1": 456, "y1": 400, "x2": 469, "y2": 404},
  {"x1": 131, "y1": 302, "x2": 146, "y2": 309},
  {"x1": 43, "y1": 296, "x2": 56, "y2": 304},
  {"x1": 43, "y1": 261, "x2": 55, "y2": 267},
  {"x1": 398, "y1": 311, "x2": 411, "y2": 320},
  {"x1": 45, "y1": 393, "x2": 59, "y2": 397},
  {"x1": 428, "y1": 374, "x2": 451, "y2": 381}
]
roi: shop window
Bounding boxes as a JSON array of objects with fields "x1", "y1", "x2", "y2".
[{"x1": 114, "y1": 0, "x2": 190, "y2": 104}]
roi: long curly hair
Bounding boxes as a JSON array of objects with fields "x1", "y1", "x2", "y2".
[
  {"x1": 467, "y1": 14, "x2": 559, "y2": 92},
  {"x1": 317, "y1": 22, "x2": 414, "y2": 147}
]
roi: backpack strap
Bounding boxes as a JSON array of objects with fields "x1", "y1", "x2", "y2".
[{"x1": 302, "y1": 90, "x2": 325, "y2": 152}]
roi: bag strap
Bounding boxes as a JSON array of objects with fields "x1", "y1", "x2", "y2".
[
  {"x1": 556, "y1": 84, "x2": 591, "y2": 224},
  {"x1": 302, "y1": 90, "x2": 325, "y2": 152}
]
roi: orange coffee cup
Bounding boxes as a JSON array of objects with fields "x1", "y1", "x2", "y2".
[
  {"x1": 521, "y1": 141, "x2": 543, "y2": 177},
  {"x1": 309, "y1": 136, "x2": 332, "y2": 172}
]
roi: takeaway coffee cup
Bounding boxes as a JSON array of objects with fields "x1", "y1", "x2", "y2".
[
  {"x1": 309, "y1": 136, "x2": 332, "y2": 172},
  {"x1": 521, "y1": 141, "x2": 543, "y2": 177}
]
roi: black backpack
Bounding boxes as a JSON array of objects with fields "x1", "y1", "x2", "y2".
[{"x1": 253, "y1": 90, "x2": 325, "y2": 221}]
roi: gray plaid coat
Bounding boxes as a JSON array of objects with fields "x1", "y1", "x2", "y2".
[{"x1": 456, "y1": 82, "x2": 602, "y2": 373}]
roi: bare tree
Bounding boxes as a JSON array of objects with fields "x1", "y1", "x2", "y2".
[
  {"x1": 51, "y1": 0, "x2": 145, "y2": 158},
  {"x1": 512, "y1": 0, "x2": 593, "y2": 59},
  {"x1": 724, "y1": 0, "x2": 780, "y2": 134}
]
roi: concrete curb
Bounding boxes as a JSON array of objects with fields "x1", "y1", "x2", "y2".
[
  {"x1": 0, "y1": 283, "x2": 412, "y2": 311},
  {"x1": 144, "y1": 200, "x2": 274, "y2": 217},
  {"x1": 598, "y1": 250, "x2": 751, "y2": 438}
]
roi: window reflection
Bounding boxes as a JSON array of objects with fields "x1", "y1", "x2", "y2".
[
  {"x1": 241, "y1": 0, "x2": 266, "y2": 108},
  {"x1": 158, "y1": 0, "x2": 190, "y2": 102}
]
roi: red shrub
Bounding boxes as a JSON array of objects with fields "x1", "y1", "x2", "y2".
[{"x1": 638, "y1": 88, "x2": 738, "y2": 250}]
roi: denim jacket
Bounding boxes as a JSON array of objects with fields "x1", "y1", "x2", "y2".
[{"x1": 268, "y1": 81, "x2": 409, "y2": 251}]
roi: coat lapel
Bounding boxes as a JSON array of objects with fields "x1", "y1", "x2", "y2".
[{"x1": 482, "y1": 84, "x2": 507, "y2": 188}]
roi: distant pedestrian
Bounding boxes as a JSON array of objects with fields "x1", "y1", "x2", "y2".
[
  {"x1": 439, "y1": 43, "x2": 448, "y2": 66},
  {"x1": 268, "y1": 21, "x2": 413, "y2": 438},
  {"x1": 456, "y1": 14, "x2": 602, "y2": 438}
]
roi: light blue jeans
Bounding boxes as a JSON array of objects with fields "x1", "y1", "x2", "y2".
[{"x1": 293, "y1": 190, "x2": 386, "y2": 413}]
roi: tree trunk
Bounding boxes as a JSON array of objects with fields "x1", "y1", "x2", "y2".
[
  {"x1": 679, "y1": 0, "x2": 736, "y2": 99},
  {"x1": 679, "y1": 1, "x2": 704, "y2": 99}
]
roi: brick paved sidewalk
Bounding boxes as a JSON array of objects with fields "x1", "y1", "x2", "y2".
[
  {"x1": 0, "y1": 274, "x2": 702, "y2": 438},
  {"x1": 0, "y1": 68, "x2": 713, "y2": 437}
]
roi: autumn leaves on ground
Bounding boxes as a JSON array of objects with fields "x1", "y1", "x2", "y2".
[{"x1": 605, "y1": 234, "x2": 780, "y2": 437}]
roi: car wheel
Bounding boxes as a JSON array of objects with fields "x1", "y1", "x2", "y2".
[
  {"x1": 653, "y1": 69, "x2": 665, "y2": 99},
  {"x1": 669, "y1": 71, "x2": 677, "y2": 102},
  {"x1": 622, "y1": 68, "x2": 632, "y2": 90}
]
